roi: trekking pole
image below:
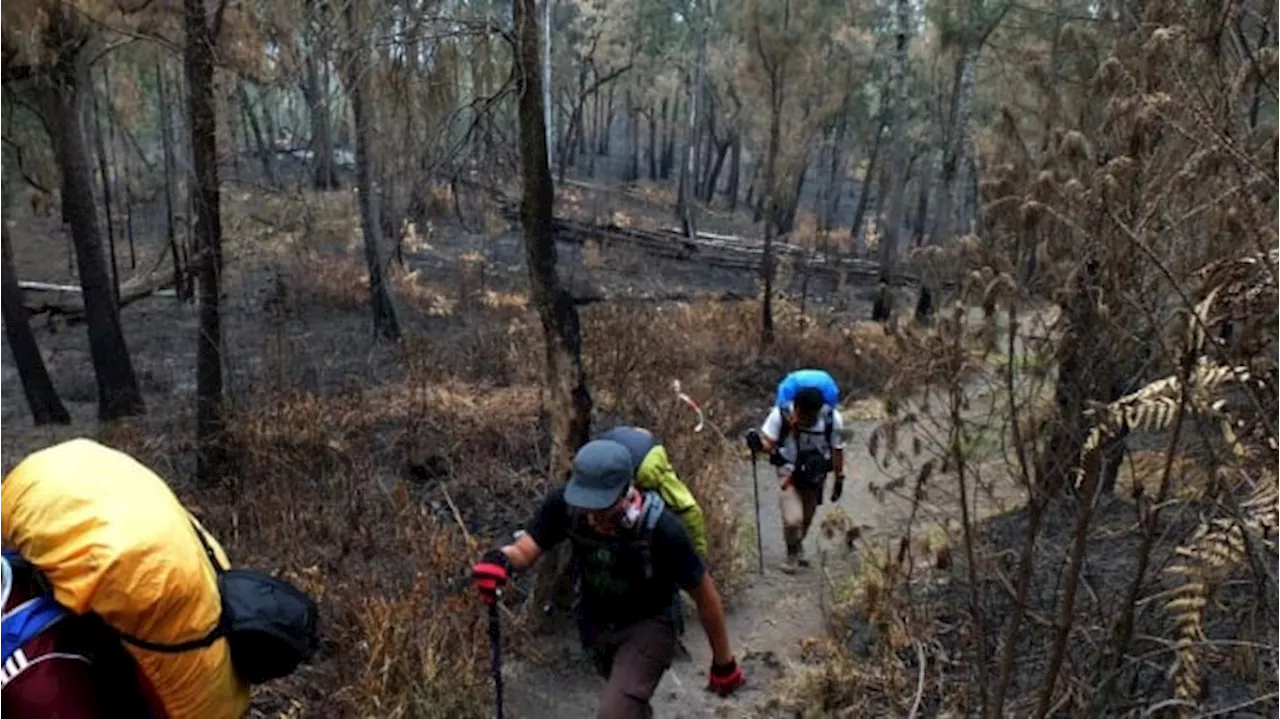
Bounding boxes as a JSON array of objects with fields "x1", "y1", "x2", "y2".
[
  {"x1": 750, "y1": 451, "x2": 764, "y2": 575},
  {"x1": 488, "y1": 599, "x2": 505, "y2": 719}
]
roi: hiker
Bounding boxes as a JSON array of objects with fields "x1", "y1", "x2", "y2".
[
  {"x1": 745, "y1": 369, "x2": 846, "y2": 572},
  {"x1": 2, "y1": 549, "x2": 166, "y2": 717},
  {"x1": 3, "y1": 438, "x2": 316, "y2": 719},
  {"x1": 596, "y1": 425, "x2": 709, "y2": 559},
  {"x1": 471, "y1": 438, "x2": 745, "y2": 718}
]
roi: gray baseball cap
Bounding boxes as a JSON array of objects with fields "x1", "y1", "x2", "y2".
[{"x1": 564, "y1": 439, "x2": 634, "y2": 510}]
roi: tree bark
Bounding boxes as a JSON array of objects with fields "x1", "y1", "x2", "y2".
[
  {"x1": 626, "y1": 91, "x2": 640, "y2": 181},
  {"x1": 726, "y1": 132, "x2": 741, "y2": 210},
  {"x1": 344, "y1": 0, "x2": 402, "y2": 342},
  {"x1": 850, "y1": 113, "x2": 885, "y2": 256},
  {"x1": 516, "y1": 0, "x2": 594, "y2": 622},
  {"x1": 154, "y1": 60, "x2": 187, "y2": 302},
  {"x1": 91, "y1": 66, "x2": 120, "y2": 305},
  {"x1": 42, "y1": 54, "x2": 145, "y2": 420},
  {"x1": 515, "y1": 0, "x2": 592, "y2": 468},
  {"x1": 303, "y1": 40, "x2": 338, "y2": 190},
  {"x1": 647, "y1": 104, "x2": 658, "y2": 181},
  {"x1": 237, "y1": 82, "x2": 276, "y2": 186},
  {"x1": 827, "y1": 97, "x2": 851, "y2": 231},
  {"x1": 754, "y1": 11, "x2": 787, "y2": 347},
  {"x1": 2, "y1": 226, "x2": 71, "y2": 425},
  {"x1": 542, "y1": 0, "x2": 554, "y2": 172},
  {"x1": 873, "y1": 0, "x2": 913, "y2": 323},
  {"x1": 185, "y1": 0, "x2": 227, "y2": 482}
]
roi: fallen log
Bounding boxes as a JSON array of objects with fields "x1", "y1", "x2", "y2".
[
  {"x1": 21, "y1": 253, "x2": 175, "y2": 321},
  {"x1": 495, "y1": 200, "x2": 916, "y2": 285},
  {"x1": 572, "y1": 290, "x2": 750, "y2": 306}
]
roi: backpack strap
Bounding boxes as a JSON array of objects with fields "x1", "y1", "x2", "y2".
[
  {"x1": 1, "y1": 554, "x2": 71, "y2": 666},
  {"x1": 636, "y1": 492, "x2": 666, "y2": 582},
  {"x1": 116, "y1": 520, "x2": 228, "y2": 654},
  {"x1": 777, "y1": 405, "x2": 835, "y2": 451}
]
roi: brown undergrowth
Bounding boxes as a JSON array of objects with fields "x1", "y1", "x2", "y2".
[{"x1": 19, "y1": 225, "x2": 905, "y2": 718}]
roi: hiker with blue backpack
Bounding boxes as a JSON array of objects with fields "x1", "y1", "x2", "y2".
[
  {"x1": 471, "y1": 437, "x2": 745, "y2": 718},
  {"x1": 745, "y1": 369, "x2": 847, "y2": 573}
]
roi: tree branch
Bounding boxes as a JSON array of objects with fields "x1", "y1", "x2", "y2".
[{"x1": 212, "y1": 0, "x2": 233, "y2": 46}]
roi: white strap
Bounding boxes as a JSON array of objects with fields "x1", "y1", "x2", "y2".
[{"x1": 0, "y1": 556, "x2": 11, "y2": 613}]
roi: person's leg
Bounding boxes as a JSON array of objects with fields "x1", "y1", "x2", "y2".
[
  {"x1": 778, "y1": 480, "x2": 806, "y2": 569},
  {"x1": 596, "y1": 616, "x2": 677, "y2": 719},
  {"x1": 581, "y1": 620, "x2": 621, "y2": 679},
  {"x1": 795, "y1": 486, "x2": 822, "y2": 566}
]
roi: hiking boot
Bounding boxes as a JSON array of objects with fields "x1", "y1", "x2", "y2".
[
  {"x1": 795, "y1": 549, "x2": 811, "y2": 569},
  {"x1": 780, "y1": 553, "x2": 801, "y2": 574}
]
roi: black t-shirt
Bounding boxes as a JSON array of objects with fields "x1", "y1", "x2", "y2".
[{"x1": 526, "y1": 485, "x2": 706, "y2": 628}]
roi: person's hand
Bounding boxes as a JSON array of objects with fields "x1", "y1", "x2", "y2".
[
  {"x1": 745, "y1": 430, "x2": 764, "y2": 454},
  {"x1": 831, "y1": 475, "x2": 845, "y2": 502},
  {"x1": 707, "y1": 658, "x2": 745, "y2": 697},
  {"x1": 472, "y1": 548, "x2": 511, "y2": 604},
  {"x1": 779, "y1": 473, "x2": 793, "y2": 492}
]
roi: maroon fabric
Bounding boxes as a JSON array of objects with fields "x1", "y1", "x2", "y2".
[{"x1": 2, "y1": 560, "x2": 167, "y2": 718}]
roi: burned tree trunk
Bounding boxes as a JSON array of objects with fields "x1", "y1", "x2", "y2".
[
  {"x1": 155, "y1": 60, "x2": 189, "y2": 302},
  {"x1": 185, "y1": 0, "x2": 228, "y2": 482},
  {"x1": 515, "y1": 0, "x2": 594, "y2": 623},
  {"x1": 873, "y1": 0, "x2": 913, "y2": 323},
  {"x1": 41, "y1": 49, "x2": 145, "y2": 420},
  {"x1": 2, "y1": 227, "x2": 70, "y2": 425},
  {"x1": 303, "y1": 47, "x2": 338, "y2": 190},
  {"x1": 344, "y1": 0, "x2": 401, "y2": 341},
  {"x1": 91, "y1": 66, "x2": 120, "y2": 305},
  {"x1": 514, "y1": 0, "x2": 593, "y2": 469}
]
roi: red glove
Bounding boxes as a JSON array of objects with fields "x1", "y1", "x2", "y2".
[
  {"x1": 707, "y1": 658, "x2": 745, "y2": 697},
  {"x1": 472, "y1": 548, "x2": 510, "y2": 604}
]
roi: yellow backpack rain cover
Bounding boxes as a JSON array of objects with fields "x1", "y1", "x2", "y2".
[{"x1": 1, "y1": 437, "x2": 251, "y2": 719}]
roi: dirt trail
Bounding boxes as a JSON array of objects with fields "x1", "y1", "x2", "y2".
[{"x1": 503, "y1": 416, "x2": 897, "y2": 718}]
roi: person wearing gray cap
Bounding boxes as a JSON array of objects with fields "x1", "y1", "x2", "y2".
[{"x1": 471, "y1": 438, "x2": 745, "y2": 717}]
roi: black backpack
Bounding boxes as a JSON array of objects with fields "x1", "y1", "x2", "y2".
[{"x1": 119, "y1": 522, "x2": 320, "y2": 685}]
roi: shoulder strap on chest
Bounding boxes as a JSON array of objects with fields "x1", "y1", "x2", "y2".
[
  {"x1": 1, "y1": 562, "x2": 69, "y2": 666},
  {"x1": 637, "y1": 491, "x2": 666, "y2": 581},
  {"x1": 778, "y1": 406, "x2": 835, "y2": 447}
]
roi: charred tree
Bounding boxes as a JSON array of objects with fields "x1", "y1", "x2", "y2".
[
  {"x1": 185, "y1": 0, "x2": 228, "y2": 482},
  {"x1": 873, "y1": 0, "x2": 913, "y2": 323},
  {"x1": 514, "y1": 0, "x2": 593, "y2": 469},
  {"x1": 1, "y1": 227, "x2": 70, "y2": 425},
  {"x1": 515, "y1": 0, "x2": 594, "y2": 623},
  {"x1": 343, "y1": 0, "x2": 401, "y2": 341},
  {"x1": 31, "y1": 16, "x2": 145, "y2": 420}
]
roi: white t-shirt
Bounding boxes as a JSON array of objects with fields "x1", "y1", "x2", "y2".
[{"x1": 760, "y1": 404, "x2": 845, "y2": 468}]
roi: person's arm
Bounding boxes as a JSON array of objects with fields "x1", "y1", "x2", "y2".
[
  {"x1": 831, "y1": 409, "x2": 846, "y2": 480},
  {"x1": 473, "y1": 488, "x2": 567, "y2": 600},
  {"x1": 662, "y1": 516, "x2": 744, "y2": 696},
  {"x1": 500, "y1": 533, "x2": 544, "y2": 572},
  {"x1": 663, "y1": 519, "x2": 732, "y2": 664},
  {"x1": 688, "y1": 573, "x2": 733, "y2": 665},
  {"x1": 758, "y1": 407, "x2": 783, "y2": 452}
]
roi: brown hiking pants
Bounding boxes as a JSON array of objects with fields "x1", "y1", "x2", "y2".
[
  {"x1": 581, "y1": 615, "x2": 678, "y2": 719},
  {"x1": 779, "y1": 482, "x2": 822, "y2": 555}
]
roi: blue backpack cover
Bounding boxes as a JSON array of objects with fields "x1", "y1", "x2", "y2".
[{"x1": 774, "y1": 369, "x2": 840, "y2": 409}]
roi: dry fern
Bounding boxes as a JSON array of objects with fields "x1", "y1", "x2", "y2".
[{"x1": 1162, "y1": 469, "x2": 1279, "y2": 713}]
